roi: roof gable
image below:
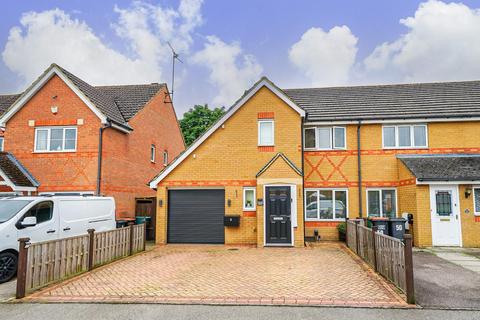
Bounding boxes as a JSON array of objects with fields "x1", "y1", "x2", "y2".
[
  {"x1": 256, "y1": 153, "x2": 303, "y2": 178},
  {"x1": 149, "y1": 77, "x2": 305, "y2": 188}
]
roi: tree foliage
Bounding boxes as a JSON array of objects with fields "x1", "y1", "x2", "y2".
[{"x1": 179, "y1": 104, "x2": 226, "y2": 146}]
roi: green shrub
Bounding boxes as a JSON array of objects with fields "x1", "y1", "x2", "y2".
[{"x1": 337, "y1": 222, "x2": 346, "y2": 234}]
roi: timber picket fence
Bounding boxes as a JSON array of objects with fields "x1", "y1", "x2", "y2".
[
  {"x1": 16, "y1": 224, "x2": 146, "y2": 299},
  {"x1": 346, "y1": 220, "x2": 415, "y2": 304}
]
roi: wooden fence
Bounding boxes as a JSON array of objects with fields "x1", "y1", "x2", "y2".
[
  {"x1": 346, "y1": 220, "x2": 414, "y2": 304},
  {"x1": 16, "y1": 224, "x2": 146, "y2": 299}
]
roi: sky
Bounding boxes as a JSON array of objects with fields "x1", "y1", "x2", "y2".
[{"x1": 1, "y1": 0, "x2": 480, "y2": 117}]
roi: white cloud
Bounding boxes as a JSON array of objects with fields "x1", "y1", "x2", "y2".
[
  {"x1": 288, "y1": 26, "x2": 358, "y2": 86},
  {"x1": 363, "y1": 0, "x2": 480, "y2": 83},
  {"x1": 2, "y1": 0, "x2": 203, "y2": 87},
  {"x1": 192, "y1": 35, "x2": 263, "y2": 106}
]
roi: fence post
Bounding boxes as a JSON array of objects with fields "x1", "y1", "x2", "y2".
[
  {"x1": 143, "y1": 223, "x2": 147, "y2": 251},
  {"x1": 87, "y1": 229, "x2": 95, "y2": 271},
  {"x1": 129, "y1": 224, "x2": 135, "y2": 255},
  {"x1": 16, "y1": 237, "x2": 30, "y2": 299},
  {"x1": 371, "y1": 226, "x2": 378, "y2": 271},
  {"x1": 355, "y1": 221, "x2": 360, "y2": 254},
  {"x1": 345, "y1": 218, "x2": 349, "y2": 246},
  {"x1": 404, "y1": 234, "x2": 415, "y2": 304}
]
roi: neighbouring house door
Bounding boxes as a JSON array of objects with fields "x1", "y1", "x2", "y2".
[
  {"x1": 265, "y1": 186, "x2": 292, "y2": 245},
  {"x1": 430, "y1": 185, "x2": 462, "y2": 246}
]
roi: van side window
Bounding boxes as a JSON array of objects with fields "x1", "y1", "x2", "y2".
[{"x1": 23, "y1": 201, "x2": 53, "y2": 224}]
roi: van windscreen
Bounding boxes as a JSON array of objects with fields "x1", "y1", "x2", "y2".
[{"x1": 0, "y1": 200, "x2": 32, "y2": 223}]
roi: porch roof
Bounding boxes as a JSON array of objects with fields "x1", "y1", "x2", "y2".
[
  {"x1": 0, "y1": 152, "x2": 39, "y2": 189},
  {"x1": 397, "y1": 154, "x2": 480, "y2": 182}
]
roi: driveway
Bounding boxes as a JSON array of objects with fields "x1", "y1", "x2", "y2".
[
  {"x1": 414, "y1": 249, "x2": 480, "y2": 309},
  {"x1": 24, "y1": 243, "x2": 406, "y2": 307},
  {"x1": 0, "y1": 279, "x2": 15, "y2": 302}
]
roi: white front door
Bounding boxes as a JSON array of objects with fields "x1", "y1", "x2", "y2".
[{"x1": 430, "y1": 185, "x2": 461, "y2": 246}]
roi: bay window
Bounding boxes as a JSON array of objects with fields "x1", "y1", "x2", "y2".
[
  {"x1": 367, "y1": 189, "x2": 396, "y2": 218},
  {"x1": 304, "y1": 126, "x2": 346, "y2": 150},
  {"x1": 34, "y1": 127, "x2": 77, "y2": 152},
  {"x1": 305, "y1": 189, "x2": 347, "y2": 220},
  {"x1": 382, "y1": 124, "x2": 427, "y2": 149}
]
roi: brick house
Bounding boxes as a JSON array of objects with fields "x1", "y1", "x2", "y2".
[
  {"x1": 150, "y1": 77, "x2": 480, "y2": 248},
  {"x1": 0, "y1": 63, "x2": 184, "y2": 220}
]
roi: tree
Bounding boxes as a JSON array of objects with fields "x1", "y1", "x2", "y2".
[{"x1": 179, "y1": 104, "x2": 225, "y2": 146}]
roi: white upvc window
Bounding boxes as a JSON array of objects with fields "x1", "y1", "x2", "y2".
[
  {"x1": 367, "y1": 188, "x2": 397, "y2": 218},
  {"x1": 163, "y1": 150, "x2": 168, "y2": 166},
  {"x1": 303, "y1": 126, "x2": 346, "y2": 150},
  {"x1": 34, "y1": 127, "x2": 77, "y2": 152},
  {"x1": 305, "y1": 188, "x2": 348, "y2": 221},
  {"x1": 243, "y1": 187, "x2": 256, "y2": 211},
  {"x1": 258, "y1": 120, "x2": 274, "y2": 146},
  {"x1": 0, "y1": 137, "x2": 3, "y2": 151},
  {"x1": 382, "y1": 124, "x2": 427, "y2": 149},
  {"x1": 473, "y1": 187, "x2": 480, "y2": 216},
  {"x1": 150, "y1": 144, "x2": 156, "y2": 163}
]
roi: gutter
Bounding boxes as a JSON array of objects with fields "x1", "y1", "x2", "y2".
[
  {"x1": 357, "y1": 120, "x2": 363, "y2": 218},
  {"x1": 96, "y1": 119, "x2": 112, "y2": 195}
]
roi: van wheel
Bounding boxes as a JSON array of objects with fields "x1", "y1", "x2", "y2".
[{"x1": 0, "y1": 252, "x2": 17, "y2": 283}]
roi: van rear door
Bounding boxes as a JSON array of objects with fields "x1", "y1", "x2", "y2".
[
  {"x1": 59, "y1": 198, "x2": 115, "y2": 237},
  {"x1": 17, "y1": 200, "x2": 59, "y2": 243}
]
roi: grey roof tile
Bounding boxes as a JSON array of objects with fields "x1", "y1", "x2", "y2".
[
  {"x1": 0, "y1": 94, "x2": 21, "y2": 116},
  {"x1": 398, "y1": 154, "x2": 480, "y2": 182},
  {"x1": 284, "y1": 80, "x2": 480, "y2": 122},
  {"x1": 0, "y1": 152, "x2": 39, "y2": 187}
]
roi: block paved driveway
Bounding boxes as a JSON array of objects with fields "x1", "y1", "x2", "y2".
[{"x1": 25, "y1": 243, "x2": 407, "y2": 307}]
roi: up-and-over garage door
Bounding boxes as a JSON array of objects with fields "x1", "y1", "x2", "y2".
[{"x1": 167, "y1": 189, "x2": 225, "y2": 244}]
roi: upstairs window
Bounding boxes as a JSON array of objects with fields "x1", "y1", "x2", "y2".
[
  {"x1": 0, "y1": 137, "x2": 3, "y2": 151},
  {"x1": 258, "y1": 120, "x2": 274, "y2": 146},
  {"x1": 150, "y1": 144, "x2": 156, "y2": 163},
  {"x1": 34, "y1": 127, "x2": 77, "y2": 152},
  {"x1": 383, "y1": 125, "x2": 427, "y2": 149},
  {"x1": 304, "y1": 126, "x2": 346, "y2": 150},
  {"x1": 163, "y1": 150, "x2": 168, "y2": 166}
]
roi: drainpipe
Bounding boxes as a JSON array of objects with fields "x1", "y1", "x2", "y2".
[
  {"x1": 96, "y1": 120, "x2": 112, "y2": 196},
  {"x1": 301, "y1": 116, "x2": 306, "y2": 246},
  {"x1": 357, "y1": 120, "x2": 363, "y2": 218}
]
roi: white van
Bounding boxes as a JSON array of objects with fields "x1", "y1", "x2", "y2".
[{"x1": 0, "y1": 195, "x2": 116, "y2": 283}]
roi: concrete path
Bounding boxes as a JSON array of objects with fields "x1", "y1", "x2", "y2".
[
  {"x1": 0, "y1": 279, "x2": 15, "y2": 302},
  {"x1": 425, "y1": 247, "x2": 480, "y2": 273},
  {"x1": 1, "y1": 303, "x2": 478, "y2": 320},
  {"x1": 414, "y1": 250, "x2": 480, "y2": 309}
]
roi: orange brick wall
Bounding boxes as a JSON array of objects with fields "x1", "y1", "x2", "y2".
[{"x1": 102, "y1": 87, "x2": 184, "y2": 219}]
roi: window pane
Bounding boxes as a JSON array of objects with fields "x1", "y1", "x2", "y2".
[
  {"x1": 305, "y1": 191, "x2": 318, "y2": 219},
  {"x1": 398, "y1": 126, "x2": 411, "y2": 147},
  {"x1": 368, "y1": 191, "x2": 380, "y2": 217},
  {"x1": 413, "y1": 126, "x2": 427, "y2": 147},
  {"x1": 436, "y1": 191, "x2": 452, "y2": 216},
  {"x1": 259, "y1": 121, "x2": 273, "y2": 145},
  {"x1": 244, "y1": 189, "x2": 255, "y2": 209},
  {"x1": 36, "y1": 130, "x2": 48, "y2": 151},
  {"x1": 318, "y1": 128, "x2": 331, "y2": 149},
  {"x1": 383, "y1": 127, "x2": 395, "y2": 147},
  {"x1": 382, "y1": 190, "x2": 396, "y2": 218},
  {"x1": 304, "y1": 128, "x2": 316, "y2": 149},
  {"x1": 333, "y1": 127, "x2": 345, "y2": 149},
  {"x1": 319, "y1": 190, "x2": 333, "y2": 219},
  {"x1": 0, "y1": 137, "x2": 3, "y2": 151},
  {"x1": 474, "y1": 189, "x2": 480, "y2": 213},
  {"x1": 334, "y1": 191, "x2": 347, "y2": 219},
  {"x1": 64, "y1": 129, "x2": 76, "y2": 150},
  {"x1": 49, "y1": 128, "x2": 63, "y2": 151},
  {"x1": 163, "y1": 151, "x2": 168, "y2": 165}
]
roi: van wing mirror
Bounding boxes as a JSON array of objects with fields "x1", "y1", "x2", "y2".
[{"x1": 21, "y1": 216, "x2": 37, "y2": 228}]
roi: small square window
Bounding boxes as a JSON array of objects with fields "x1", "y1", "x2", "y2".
[
  {"x1": 258, "y1": 120, "x2": 274, "y2": 146},
  {"x1": 398, "y1": 126, "x2": 411, "y2": 147},
  {"x1": 383, "y1": 127, "x2": 396, "y2": 147},
  {"x1": 243, "y1": 188, "x2": 256, "y2": 211},
  {"x1": 317, "y1": 128, "x2": 331, "y2": 149},
  {"x1": 333, "y1": 127, "x2": 346, "y2": 149},
  {"x1": 304, "y1": 128, "x2": 316, "y2": 149}
]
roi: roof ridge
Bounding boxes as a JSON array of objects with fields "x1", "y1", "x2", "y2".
[{"x1": 94, "y1": 83, "x2": 166, "y2": 88}]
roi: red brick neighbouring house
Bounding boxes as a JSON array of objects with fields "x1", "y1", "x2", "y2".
[{"x1": 0, "y1": 63, "x2": 185, "y2": 220}]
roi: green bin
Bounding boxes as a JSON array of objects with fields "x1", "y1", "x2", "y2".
[{"x1": 135, "y1": 216, "x2": 151, "y2": 225}]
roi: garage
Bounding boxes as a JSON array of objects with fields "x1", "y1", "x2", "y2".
[{"x1": 167, "y1": 189, "x2": 225, "y2": 244}]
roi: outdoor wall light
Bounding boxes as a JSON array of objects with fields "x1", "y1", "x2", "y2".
[
  {"x1": 465, "y1": 187, "x2": 472, "y2": 199},
  {"x1": 227, "y1": 199, "x2": 231, "y2": 207},
  {"x1": 158, "y1": 199, "x2": 163, "y2": 207}
]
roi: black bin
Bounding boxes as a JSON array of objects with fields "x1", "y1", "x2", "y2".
[
  {"x1": 368, "y1": 218, "x2": 389, "y2": 235},
  {"x1": 388, "y1": 218, "x2": 406, "y2": 240}
]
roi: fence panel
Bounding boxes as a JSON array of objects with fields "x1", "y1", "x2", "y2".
[
  {"x1": 357, "y1": 224, "x2": 375, "y2": 267},
  {"x1": 25, "y1": 234, "x2": 89, "y2": 293},
  {"x1": 346, "y1": 221, "x2": 357, "y2": 253},
  {"x1": 93, "y1": 227, "x2": 131, "y2": 267},
  {"x1": 131, "y1": 224, "x2": 146, "y2": 253},
  {"x1": 375, "y1": 232, "x2": 406, "y2": 292}
]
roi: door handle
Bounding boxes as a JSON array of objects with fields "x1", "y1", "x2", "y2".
[
  {"x1": 63, "y1": 227, "x2": 71, "y2": 231},
  {"x1": 46, "y1": 229, "x2": 56, "y2": 234}
]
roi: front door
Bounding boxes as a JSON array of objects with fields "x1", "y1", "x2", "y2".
[
  {"x1": 430, "y1": 185, "x2": 461, "y2": 246},
  {"x1": 265, "y1": 186, "x2": 292, "y2": 245}
]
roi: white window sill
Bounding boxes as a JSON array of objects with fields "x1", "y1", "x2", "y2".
[
  {"x1": 305, "y1": 218, "x2": 347, "y2": 222},
  {"x1": 382, "y1": 146, "x2": 428, "y2": 150},
  {"x1": 304, "y1": 148, "x2": 347, "y2": 151},
  {"x1": 243, "y1": 208, "x2": 256, "y2": 212},
  {"x1": 258, "y1": 144, "x2": 274, "y2": 147},
  {"x1": 33, "y1": 150, "x2": 77, "y2": 154}
]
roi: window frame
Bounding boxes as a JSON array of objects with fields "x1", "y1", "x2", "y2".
[
  {"x1": 304, "y1": 188, "x2": 349, "y2": 221},
  {"x1": 163, "y1": 150, "x2": 168, "y2": 166},
  {"x1": 303, "y1": 126, "x2": 346, "y2": 151},
  {"x1": 243, "y1": 187, "x2": 256, "y2": 211},
  {"x1": 0, "y1": 136, "x2": 3, "y2": 151},
  {"x1": 382, "y1": 124, "x2": 428, "y2": 149},
  {"x1": 34, "y1": 127, "x2": 78, "y2": 153},
  {"x1": 258, "y1": 119, "x2": 275, "y2": 146},
  {"x1": 473, "y1": 187, "x2": 480, "y2": 216},
  {"x1": 366, "y1": 188, "x2": 398, "y2": 218},
  {"x1": 150, "y1": 144, "x2": 156, "y2": 163}
]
